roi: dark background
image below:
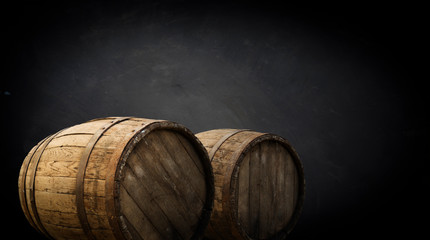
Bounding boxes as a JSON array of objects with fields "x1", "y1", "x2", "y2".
[{"x1": 2, "y1": 1, "x2": 428, "y2": 239}]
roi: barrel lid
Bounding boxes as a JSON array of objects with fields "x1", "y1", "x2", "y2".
[
  {"x1": 108, "y1": 121, "x2": 214, "y2": 240},
  {"x1": 227, "y1": 132, "x2": 305, "y2": 240}
]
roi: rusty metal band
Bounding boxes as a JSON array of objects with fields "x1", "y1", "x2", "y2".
[
  {"x1": 85, "y1": 116, "x2": 120, "y2": 123},
  {"x1": 208, "y1": 129, "x2": 250, "y2": 161},
  {"x1": 28, "y1": 129, "x2": 68, "y2": 240},
  {"x1": 76, "y1": 117, "x2": 131, "y2": 240},
  {"x1": 19, "y1": 136, "x2": 49, "y2": 233},
  {"x1": 105, "y1": 120, "x2": 162, "y2": 240}
]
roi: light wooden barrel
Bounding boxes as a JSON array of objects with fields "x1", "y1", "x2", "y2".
[
  {"x1": 196, "y1": 129, "x2": 305, "y2": 240},
  {"x1": 18, "y1": 117, "x2": 214, "y2": 240}
]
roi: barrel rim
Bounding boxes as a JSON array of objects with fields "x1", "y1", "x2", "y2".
[
  {"x1": 228, "y1": 132, "x2": 306, "y2": 240},
  {"x1": 111, "y1": 120, "x2": 215, "y2": 240}
]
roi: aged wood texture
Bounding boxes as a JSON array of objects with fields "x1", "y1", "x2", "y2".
[
  {"x1": 196, "y1": 129, "x2": 305, "y2": 240},
  {"x1": 18, "y1": 117, "x2": 214, "y2": 240}
]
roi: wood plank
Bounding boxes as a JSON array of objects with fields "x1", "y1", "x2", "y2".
[
  {"x1": 84, "y1": 195, "x2": 106, "y2": 215},
  {"x1": 265, "y1": 141, "x2": 283, "y2": 237},
  {"x1": 35, "y1": 191, "x2": 77, "y2": 213},
  {"x1": 259, "y1": 141, "x2": 272, "y2": 239},
  {"x1": 103, "y1": 123, "x2": 143, "y2": 137},
  {"x1": 95, "y1": 134, "x2": 125, "y2": 149},
  {"x1": 120, "y1": 162, "x2": 180, "y2": 240},
  {"x1": 48, "y1": 134, "x2": 92, "y2": 148},
  {"x1": 39, "y1": 146, "x2": 83, "y2": 164},
  {"x1": 122, "y1": 215, "x2": 144, "y2": 240},
  {"x1": 237, "y1": 151, "x2": 250, "y2": 233},
  {"x1": 143, "y1": 131, "x2": 204, "y2": 220},
  {"x1": 131, "y1": 135, "x2": 198, "y2": 239},
  {"x1": 83, "y1": 178, "x2": 106, "y2": 197},
  {"x1": 174, "y1": 132, "x2": 205, "y2": 176},
  {"x1": 86, "y1": 147, "x2": 115, "y2": 180},
  {"x1": 132, "y1": 118, "x2": 161, "y2": 126},
  {"x1": 36, "y1": 143, "x2": 113, "y2": 192},
  {"x1": 37, "y1": 208, "x2": 81, "y2": 228},
  {"x1": 57, "y1": 120, "x2": 111, "y2": 137},
  {"x1": 35, "y1": 176, "x2": 76, "y2": 194},
  {"x1": 38, "y1": 208, "x2": 111, "y2": 233},
  {"x1": 36, "y1": 146, "x2": 82, "y2": 178},
  {"x1": 36, "y1": 153, "x2": 111, "y2": 180},
  {"x1": 120, "y1": 185, "x2": 162, "y2": 240},
  {"x1": 43, "y1": 222, "x2": 85, "y2": 240},
  {"x1": 157, "y1": 130, "x2": 206, "y2": 203},
  {"x1": 274, "y1": 142, "x2": 288, "y2": 233},
  {"x1": 196, "y1": 129, "x2": 241, "y2": 157},
  {"x1": 86, "y1": 157, "x2": 111, "y2": 180},
  {"x1": 196, "y1": 129, "x2": 237, "y2": 142},
  {"x1": 38, "y1": 208, "x2": 111, "y2": 235},
  {"x1": 87, "y1": 213, "x2": 111, "y2": 230},
  {"x1": 35, "y1": 176, "x2": 105, "y2": 197},
  {"x1": 36, "y1": 160, "x2": 79, "y2": 178},
  {"x1": 248, "y1": 143, "x2": 260, "y2": 238}
]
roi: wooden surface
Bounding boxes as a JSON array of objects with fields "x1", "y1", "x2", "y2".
[
  {"x1": 18, "y1": 117, "x2": 214, "y2": 240},
  {"x1": 119, "y1": 129, "x2": 207, "y2": 240},
  {"x1": 196, "y1": 129, "x2": 305, "y2": 240},
  {"x1": 237, "y1": 141, "x2": 298, "y2": 239}
]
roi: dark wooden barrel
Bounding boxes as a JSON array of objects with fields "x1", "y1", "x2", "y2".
[
  {"x1": 18, "y1": 117, "x2": 214, "y2": 240},
  {"x1": 196, "y1": 129, "x2": 305, "y2": 240}
]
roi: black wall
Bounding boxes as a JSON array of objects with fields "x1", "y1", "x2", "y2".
[{"x1": 2, "y1": 1, "x2": 428, "y2": 239}]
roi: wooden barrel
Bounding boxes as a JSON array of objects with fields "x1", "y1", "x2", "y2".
[
  {"x1": 18, "y1": 117, "x2": 214, "y2": 240},
  {"x1": 196, "y1": 129, "x2": 305, "y2": 240}
]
